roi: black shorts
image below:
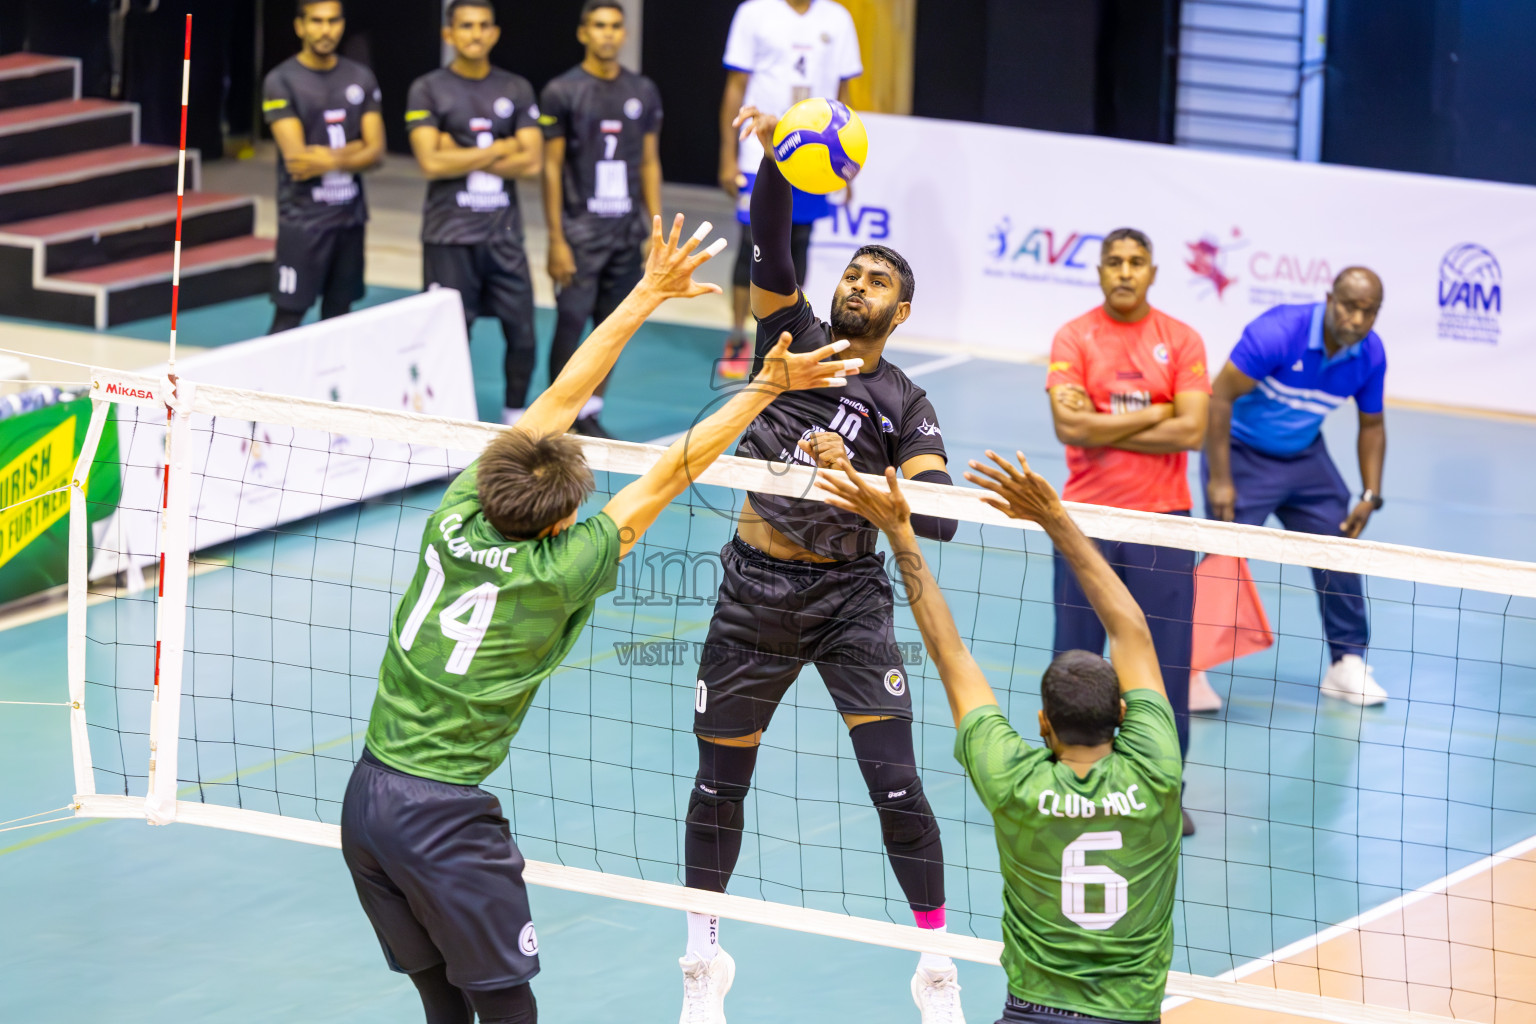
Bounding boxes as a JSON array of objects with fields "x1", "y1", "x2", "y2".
[
  {"x1": 733, "y1": 220, "x2": 814, "y2": 288},
  {"x1": 271, "y1": 222, "x2": 365, "y2": 313},
  {"x1": 695, "y1": 536, "x2": 912, "y2": 738},
  {"x1": 997, "y1": 996, "x2": 1152, "y2": 1024},
  {"x1": 424, "y1": 234, "x2": 534, "y2": 326},
  {"x1": 340, "y1": 749, "x2": 540, "y2": 990}
]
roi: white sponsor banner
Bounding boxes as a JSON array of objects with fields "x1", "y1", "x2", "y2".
[
  {"x1": 97, "y1": 290, "x2": 478, "y2": 576},
  {"x1": 808, "y1": 113, "x2": 1534, "y2": 414}
]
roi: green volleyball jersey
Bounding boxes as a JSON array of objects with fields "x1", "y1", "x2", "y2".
[
  {"x1": 955, "y1": 690, "x2": 1183, "y2": 1022},
  {"x1": 365, "y1": 463, "x2": 621, "y2": 785}
]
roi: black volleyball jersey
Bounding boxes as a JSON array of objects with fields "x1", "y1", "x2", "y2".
[
  {"x1": 404, "y1": 67, "x2": 540, "y2": 246},
  {"x1": 538, "y1": 65, "x2": 662, "y2": 246},
  {"x1": 261, "y1": 56, "x2": 381, "y2": 231},
  {"x1": 739, "y1": 294, "x2": 948, "y2": 560}
]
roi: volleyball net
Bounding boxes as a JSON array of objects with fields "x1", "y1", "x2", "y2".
[{"x1": 63, "y1": 370, "x2": 1536, "y2": 1024}]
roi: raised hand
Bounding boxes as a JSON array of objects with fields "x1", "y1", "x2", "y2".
[
  {"x1": 752, "y1": 331, "x2": 862, "y2": 394},
  {"x1": 963, "y1": 450, "x2": 1066, "y2": 526},
  {"x1": 637, "y1": 214, "x2": 729, "y2": 302},
  {"x1": 731, "y1": 105, "x2": 780, "y2": 156},
  {"x1": 817, "y1": 464, "x2": 911, "y2": 535}
]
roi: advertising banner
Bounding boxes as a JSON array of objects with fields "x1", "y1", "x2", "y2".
[
  {"x1": 98, "y1": 290, "x2": 478, "y2": 577},
  {"x1": 0, "y1": 396, "x2": 120, "y2": 604},
  {"x1": 807, "y1": 113, "x2": 1536, "y2": 415}
]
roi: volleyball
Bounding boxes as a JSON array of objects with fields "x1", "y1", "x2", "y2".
[{"x1": 770, "y1": 97, "x2": 869, "y2": 194}]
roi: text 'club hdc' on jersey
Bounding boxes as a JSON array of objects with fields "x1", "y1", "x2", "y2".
[
  {"x1": 956, "y1": 691, "x2": 1184, "y2": 1022},
  {"x1": 405, "y1": 67, "x2": 541, "y2": 247},
  {"x1": 1046, "y1": 306, "x2": 1211, "y2": 514},
  {"x1": 737, "y1": 294, "x2": 947, "y2": 561},
  {"x1": 366, "y1": 464, "x2": 621, "y2": 786},
  {"x1": 539, "y1": 65, "x2": 662, "y2": 245},
  {"x1": 1228, "y1": 303, "x2": 1388, "y2": 458},
  {"x1": 262, "y1": 56, "x2": 381, "y2": 232}
]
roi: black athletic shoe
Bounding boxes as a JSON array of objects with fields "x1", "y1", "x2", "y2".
[
  {"x1": 1182, "y1": 807, "x2": 1196, "y2": 836},
  {"x1": 572, "y1": 414, "x2": 611, "y2": 438}
]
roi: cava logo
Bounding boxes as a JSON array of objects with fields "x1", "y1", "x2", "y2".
[{"x1": 1437, "y1": 243, "x2": 1501, "y2": 345}]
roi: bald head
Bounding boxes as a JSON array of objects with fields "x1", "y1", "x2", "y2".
[
  {"x1": 1333, "y1": 266, "x2": 1384, "y2": 305},
  {"x1": 1324, "y1": 266, "x2": 1383, "y2": 351}
]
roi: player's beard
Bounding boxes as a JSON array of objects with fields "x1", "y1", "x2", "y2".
[{"x1": 830, "y1": 294, "x2": 895, "y2": 339}]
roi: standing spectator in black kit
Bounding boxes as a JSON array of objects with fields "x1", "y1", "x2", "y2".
[
  {"x1": 263, "y1": 0, "x2": 385, "y2": 335},
  {"x1": 406, "y1": 0, "x2": 544, "y2": 426},
  {"x1": 539, "y1": 1, "x2": 663, "y2": 438}
]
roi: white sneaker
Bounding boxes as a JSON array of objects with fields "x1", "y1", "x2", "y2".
[
  {"x1": 1188, "y1": 670, "x2": 1223, "y2": 713},
  {"x1": 679, "y1": 949, "x2": 735, "y2": 1024},
  {"x1": 1320, "y1": 654, "x2": 1388, "y2": 706},
  {"x1": 911, "y1": 964, "x2": 966, "y2": 1024},
  {"x1": 500, "y1": 406, "x2": 525, "y2": 426}
]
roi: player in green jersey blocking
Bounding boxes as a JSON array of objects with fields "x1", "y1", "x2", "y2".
[
  {"x1": 818, "y1": 452, "x2": 1182, "y2": 1024},
  {"x1": 340, "y1": 213, "x2": 863, "y2": 1024}
]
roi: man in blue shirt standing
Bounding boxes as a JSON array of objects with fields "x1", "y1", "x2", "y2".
[{"x1": 1202, "y1": 267, "x2": 1388, "y2": 706}]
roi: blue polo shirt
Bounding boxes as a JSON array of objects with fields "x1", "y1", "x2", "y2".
[{"x1": 1228, "y1": 303, "x2": 1387, "y2": 457}]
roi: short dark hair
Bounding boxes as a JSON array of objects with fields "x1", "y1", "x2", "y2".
[
  {"x1": 446, "y1": 0, "x2": 495, "y2": 25},
  {"x1": 1040, "y1": 650, "x2": 1123, "y2": 746},
  {"x1": 476, "y1": 430, "x2": 593, "y2": 539},
  {"x1": 1100, "y1": 227, "x2": 1153, "y2": 262},
  {"x1": 296, "y1": 0, "x2": 342, "y2": 16},
  {"x1": 852, "y1": 244, "x2": 915, "y2": 303},
  {"x1": 581, "y1": 0, "x2": 625, "y2": 22}
]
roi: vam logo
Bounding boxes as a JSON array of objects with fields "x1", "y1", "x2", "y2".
[{"x1": 1437, "y1": 243, "x2": 1501, "y2": 344}]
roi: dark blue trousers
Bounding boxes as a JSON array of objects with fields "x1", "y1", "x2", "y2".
[
  {"x1": 1053, "y1": 514, "x2": 1194, "y2": 757},
  {"x1": 1202, "y1": 438, "x2": 1369, "y2": 664}
]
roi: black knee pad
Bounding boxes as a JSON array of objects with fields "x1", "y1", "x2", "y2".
[
  {"x1": 850, "y1": 719, "x2": 939, "y2": 849},
  {"x1": 870, "y1": 776, "x2": 938, "y2": 848},
  {"x1": 685, "y1": 776, "x2": 750, "y2": 832}
]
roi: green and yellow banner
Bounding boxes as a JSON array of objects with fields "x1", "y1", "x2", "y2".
[{"x1": 0, "y1": 398, "x2": 120, "y2": 605}]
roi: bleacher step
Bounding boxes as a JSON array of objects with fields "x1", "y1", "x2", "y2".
[{"x1": 0, "y1": 98, "x2": 138, "y2": 167}]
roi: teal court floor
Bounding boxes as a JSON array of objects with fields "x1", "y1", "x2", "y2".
[{"x1": 2, "y1": 292, "x2": 1535, "y2": 1023}]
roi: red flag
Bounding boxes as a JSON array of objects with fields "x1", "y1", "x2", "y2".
[{"x1": 1191, "y1": 555, "x2": 1274, "y2": 672}]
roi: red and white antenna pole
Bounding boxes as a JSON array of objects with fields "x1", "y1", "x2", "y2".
[
  {"x1": 147, "y1": 14, "x2": 192, "y2": 825},
  {"x1": 168, "y1": 12, "x2": 191, "y2": 373}
]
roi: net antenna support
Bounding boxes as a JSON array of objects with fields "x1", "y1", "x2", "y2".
[
  {"x1": 145, "y1": 13, "x2": 194, "y2": 825},
  {"x1": 64, "y1": 370, "x2": 1536, "y2": 1024}
]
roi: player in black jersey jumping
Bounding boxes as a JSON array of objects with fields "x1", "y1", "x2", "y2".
[
  {"x1": 539, "y1": 1, "x2": 663, "y2": 439},
  {"x1": 677, "y1": 107, "x2": 966, "y2": 1024},
  {"x1": 406, "y1": 0, "x2": 544, "y2": 426},
  {"x1": 262, "y1": 0, "x2": 384, "y2": 335}
]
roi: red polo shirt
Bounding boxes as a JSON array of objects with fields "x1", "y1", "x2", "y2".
[{"x1": 1046, "y1": 306, "x2": 1210, "y2": 513}]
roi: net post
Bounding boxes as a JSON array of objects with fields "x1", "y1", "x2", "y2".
[
  {"x1": 145, "y1": 382, "x2": 195, "y2": 825},
  {"x1": 66, "y1": 397, "x2": 113, "y2": 803}
]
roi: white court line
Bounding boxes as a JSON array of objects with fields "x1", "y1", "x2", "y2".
[{"x1": 1160, "y1": 830, "x2": 1536, "y2": 1014}]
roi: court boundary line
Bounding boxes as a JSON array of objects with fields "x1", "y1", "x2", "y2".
[
  {"x1": 1162, "y1": 830, "x2": 1536, "y2": 1013},
  {"x1": 66, "y1": 793, "x2": 1469, "y2": 1024}
]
